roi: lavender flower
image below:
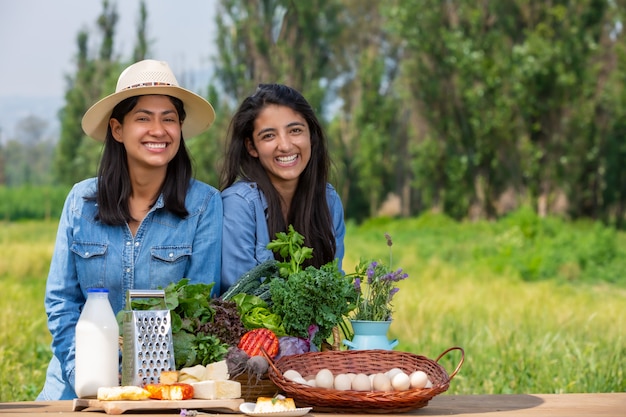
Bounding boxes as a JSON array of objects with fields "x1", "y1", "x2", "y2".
[
  {"x1": 385, "y1": 232, "x2": 393, "y2": 246},
  {"x1": 349, "y1": 233, "x2": 408, "y2": 322},
  {"x1": 366, "y1": 262, "x2": 377, "y2": 284}
]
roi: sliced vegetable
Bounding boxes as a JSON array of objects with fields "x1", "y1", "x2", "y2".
[{"x1": 238, "y1": 328, "x2": 280, "y2": 358}]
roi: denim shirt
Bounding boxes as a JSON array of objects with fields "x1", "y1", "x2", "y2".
[
  {"x1": 221, "y1": 180, "x2": 345, "y2": 292},
  {"x1": 37, "y1": 177, "x2": 222, "y2": 400}
]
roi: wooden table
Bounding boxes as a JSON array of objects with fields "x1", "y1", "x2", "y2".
[{"x1": 1, "y1": 393, "x2": 624, "y2": 416}]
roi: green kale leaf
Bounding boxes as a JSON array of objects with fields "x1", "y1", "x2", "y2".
[{"x1": 269, "y1": 259, "x2": 358, "y2": 346}]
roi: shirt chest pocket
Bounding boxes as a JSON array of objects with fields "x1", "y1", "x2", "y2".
[
  {"x1": 150, "y1": 246, "x2": 192, "y2": 285},
  {"x1": 71, "y1": 242, "x2": 108, "y2": 288}
]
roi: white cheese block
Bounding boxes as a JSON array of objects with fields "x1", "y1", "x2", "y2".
[
  {"x1": 191, "y1": 380, "x2": 241, "y2": 399},
  {"x1": 216, "y1": 379, "x2": 241, "y2": 399},
  {"x1": 204, "y1": 360, "x2": 230, "y2": 380}
]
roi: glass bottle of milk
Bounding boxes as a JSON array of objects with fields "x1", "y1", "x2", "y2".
[{"x1": 75, "y1": 288, "x2": 120, "y2": 398}]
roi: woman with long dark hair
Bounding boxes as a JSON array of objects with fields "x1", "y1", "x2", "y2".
[
  {"x1": 38, "y1": 60, "x2": 222, "y2": 400},
  {"x1": 220, "y1": 83, "x2": 345, "y2": 290}
]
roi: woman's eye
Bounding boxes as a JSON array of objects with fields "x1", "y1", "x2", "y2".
[{"x1": 261, "y1": 133, "x2": 275, "y2": 141}]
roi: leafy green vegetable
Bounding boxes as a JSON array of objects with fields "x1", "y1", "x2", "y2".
[
  {"x1": 193, "y1": 334, "x2": 229, "y2": 366},
  {"x1": 264, "y1": 226, "x2": 358, "y2": 347},
  {"x1": 269, "y1": 259, "x2": 358, "y2": 346},
  {"x1": 232, "y1": 293, "x2": 286, "y2": 335},
  {"x1": 266, "y1": 225, "x2": 313, "y2": 277},
  {"x1": 173, "y1": 330, "x2": 197, "y2": 367}
]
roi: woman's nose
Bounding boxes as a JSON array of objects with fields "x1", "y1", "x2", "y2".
[
  {"x1": 276, "y1": 132, "x2": 291, "y2": 150},
  {"x1": 148, "y1": 120, "x2": 166, "y2": 136}
]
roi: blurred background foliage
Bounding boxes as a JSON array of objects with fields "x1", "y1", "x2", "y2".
[{"x1": 2, "y1": 0, "x2": 626, "y2": 227}]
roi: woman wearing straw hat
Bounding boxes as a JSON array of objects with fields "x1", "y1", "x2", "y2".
[
  {"x1": 37, "y1": 60, "x2": 223, "y2": 400},
  {"x1": 220, "y1": 84, "x2": 345, "y2": 291}
]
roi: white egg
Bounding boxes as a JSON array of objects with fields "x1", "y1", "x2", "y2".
[
  {"x1": 425, "y1": 379, "x2": 433, "y2": 388},
  {"x1": 409, "y1": 370, "x2": 429, "y2": 389},
  {"x1": 334, "y1": 373, "x2": 352, "y2": 391},
  {"x1": 306, "y1": 379, "x2": 317, "y2": 387},
  {"x1": 293, "y1": 376, "x2": 308, "y2": 385},
  {"x1": 386, "y1": 367, "x2": 404, "y2": 380},
  {"x1": 346, "y1": 372, "x2": 357, "y2": 381},
  {"x1": 283, "y1": 369, "x2": 303, "y2": 382},
  {"x1": 351, "y1": 373, "x2": 371, "y2": 391},
  {"x1": 372, "y1": 373, "x2": 392, "y2": 392},
  {"x1": 391, "y1": 371, "x2": 411, "y2": 391},
  {"x1": 315, "y1": 368, "x2": 335, "y2": 389}
]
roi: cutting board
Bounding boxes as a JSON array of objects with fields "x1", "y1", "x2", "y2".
[{"x1": 73, "y1": 397, "x2": 244, "y2": 415}]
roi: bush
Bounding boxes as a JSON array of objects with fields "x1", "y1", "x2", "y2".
[{"x1": 0, "y1": 185, "x2": 69, "y2": 221}]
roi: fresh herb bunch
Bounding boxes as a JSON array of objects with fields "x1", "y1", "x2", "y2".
[
  {"x1": 268, "y1": 227, "x2": 358, "y2": 346},
  {"x1": 351, "y1": 233, "x2": 409, "y2": 321},
  {"x1": 267, "y1": 224, "x2": 313, "y2": 277},
  {"x1": 196, "y1": 298, "x2": 247, "y2": 347}
]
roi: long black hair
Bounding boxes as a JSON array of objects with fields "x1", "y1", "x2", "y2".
[
  {"x1": 92, "y1": 95, "x2": 192, "y2": 224},
  {"x1": 220, "y1": 84, "x2": 335, "y2": 268}
]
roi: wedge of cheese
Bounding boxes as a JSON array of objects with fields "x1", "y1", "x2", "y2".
[
  {"x1": 179, "y1": 364, "x2": 206, "y2": 383},
  {"x1": 204, "y1": 360, "x2": 229, "y2": 380},
  {"x1": 190, "y1": 380, "x2": 241, "y2": 400}
]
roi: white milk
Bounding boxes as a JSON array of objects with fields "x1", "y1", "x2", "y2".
[{"x1": 75, "y1": 288, "x2": 120, "y2": 398}]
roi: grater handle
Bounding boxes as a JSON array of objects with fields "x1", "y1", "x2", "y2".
[{"x1": 126, "y1": 289, "x2": 167, "y2": 309}]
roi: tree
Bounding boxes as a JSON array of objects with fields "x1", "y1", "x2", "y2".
[
  {"x1": 384, "y1": 0, "x2": 622, "y2": 221},
  {"x1": 214, "y1": 0, "x2": 344, "y2": 107},
  {"x1": 326, "y1": 1, "x2": 405, "y2": 220},
  {"x1": 132, "y1": 1, "x2": 150, "y2": 62},
  {"x1": 54, "y1": 0, "x2": 151, "y2": 185},
  {"x1": 2, "y1": 115, "x2": 55, "y2": 186}
]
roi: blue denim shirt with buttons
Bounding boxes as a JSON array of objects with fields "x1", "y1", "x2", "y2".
[
  {"x1": 220, "y1": 180, "x2": 345, "y2": 292},
  {"x1": 37, "y1": 177, "x2": 222, "y2": 400}
]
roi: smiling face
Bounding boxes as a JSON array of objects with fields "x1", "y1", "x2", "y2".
[
  {"x1": 109, "y1": 95, "x2": 182, "y2": 174},
  {"x1": 246, "y1": 104, "x2": 312, "y2": 192}
]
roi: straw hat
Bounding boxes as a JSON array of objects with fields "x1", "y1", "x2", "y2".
[{"x1": 81, "y1": 59, "x2": 215, "y2": 141}]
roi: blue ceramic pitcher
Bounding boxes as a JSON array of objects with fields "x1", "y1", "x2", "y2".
[{"x1": 343, "y1": 320, "x2": 399, "y2": 350}]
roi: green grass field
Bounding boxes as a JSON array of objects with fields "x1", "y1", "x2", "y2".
[{"x1": 1, "y1": 213, "x2": 624, "y2": 401}]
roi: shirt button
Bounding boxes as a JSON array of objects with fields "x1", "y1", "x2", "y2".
[
  {"x1": 126, "y1": 268, "x2": 131, "y2": 273},
  {"x1": 85, "y1": 252, "x2": 90, "y2": 256},
  {"x1": 168, "y1": 253, "x2": 174, "y2": 258},
  {"x1": 135, "y1": 242, "x2": 140, "y2": 247},
  {"x1": 126, "y1": 241, "x2": 131, "y2": 246}
]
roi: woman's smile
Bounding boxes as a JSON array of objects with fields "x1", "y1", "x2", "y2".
[
  {"x1": 275, "y1": 154, "x2": 299, "y2": 165},
  {"x1": 144, "y1": 142, "x2": 169, "y2": 150}
]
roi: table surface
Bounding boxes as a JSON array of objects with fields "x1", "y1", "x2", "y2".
[{"x1": 1, "y1": 393, "x2": 625, "y2": 416}]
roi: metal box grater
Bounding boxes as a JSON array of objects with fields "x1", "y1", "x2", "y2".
[{"x1": 121, "y1": 289, "x2": 176, "y2": 386}]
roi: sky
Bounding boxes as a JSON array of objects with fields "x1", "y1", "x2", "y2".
[{"x1": 0, "y1": 0, "x2": 218, "y2": 139}]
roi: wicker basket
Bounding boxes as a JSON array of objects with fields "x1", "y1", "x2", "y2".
[
  {"x1": 232, "y1": 371, "x2": 282, "y2": 402},
  {"x1": 265, "y1": 347, "x2": 464, "y2": 413}
]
